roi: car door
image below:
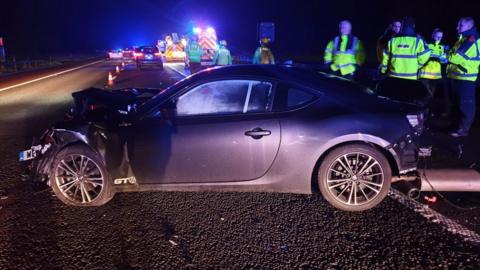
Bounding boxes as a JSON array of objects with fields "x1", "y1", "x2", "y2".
[{"x1": 129, "y1": 79, "x2": 281, "y2": 184}]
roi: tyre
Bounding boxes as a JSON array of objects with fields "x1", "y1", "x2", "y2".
[
  {"x1": 49, "y1": 144, "x2": 113, "y2": 206},
  {"x1": 318, "y1": 144, "x2": 391, "y2": 211}
]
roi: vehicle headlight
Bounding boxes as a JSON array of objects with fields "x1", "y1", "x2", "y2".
[
  {"x1": 406, "y1": 113, "x2": 424, "y2": 132},
  {"x1": 406, "y1": 114, "x2": 419, "y2": 127}
]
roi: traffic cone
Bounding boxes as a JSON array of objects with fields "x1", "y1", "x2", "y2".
[
  {"x1": 116, "y1": 65, "x2": 120, "y2": 73},
  {"x1": 108, "y1": 72, "x2": 114, "y2": 86}
]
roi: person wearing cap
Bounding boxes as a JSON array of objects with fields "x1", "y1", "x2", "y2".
[{"x1": 213, "y1": 40, "x2": 232, "y2": 66}]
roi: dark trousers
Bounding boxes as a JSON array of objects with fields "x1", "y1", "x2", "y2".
[
  {"x1": 420, "y1": 78, "x2": 441, "y2": 97},
  {"x1": 420, "y1": 78, "x2": 451, "y2": 114},
  {"x1": 449, "y1": 79, "x2": 477, "y2": 133},
  {"x1": 189, "y1": 62, "x2": 202, "y2": 74}
]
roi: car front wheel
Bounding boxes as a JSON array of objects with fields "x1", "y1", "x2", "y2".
[
  {"x1": 318, "y1": 144, "x2": 391, "y2": 211},
  {"x1": 49, "y1": 145, "x2": 113, "y2": 206}
]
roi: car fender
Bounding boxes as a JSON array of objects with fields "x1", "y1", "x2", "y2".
[
  {"x1": 53, "y1": 129, "x2": 89, "y2": 146},
  {"x1": 311, "y1": 133, "x2": 400, "y2": 174},
  {"x1": 30, "y1": 128, "x2": 95, "y2": 179}
]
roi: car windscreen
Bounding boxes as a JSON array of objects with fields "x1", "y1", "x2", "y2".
[{"x1": 136, "y1": 75, "x2": 193, "y2": 114}]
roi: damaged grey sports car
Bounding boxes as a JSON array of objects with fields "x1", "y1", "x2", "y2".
[{"x1": 20, "y1": 65, "x2": 424, "y2": 211}]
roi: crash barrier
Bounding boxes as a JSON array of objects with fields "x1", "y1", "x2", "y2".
[
  {"x1": 0, "y1": 55, "x2": 106, "y2": 75},
  {"x1": 421, "y1": 169, "x2": 480, "y2": 192},
  {"x1": 0, "y1": 58, "x2": 62, "y2": 73},
  {"x1": 389, "y1": 188, "x2": 480, "y2": 246},
  {"x1": 232, "y1": 55, "x2": 253, "y2": 64}
]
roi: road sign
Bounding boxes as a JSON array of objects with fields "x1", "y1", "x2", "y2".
[{"x1": 258, "y1": 22, "x2": 275, "y2": 42}]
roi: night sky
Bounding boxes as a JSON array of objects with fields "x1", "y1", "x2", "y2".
[{"x1": 0, "y1": 0, "x2": 478, "y2": 61}]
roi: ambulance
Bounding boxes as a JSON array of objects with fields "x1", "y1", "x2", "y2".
[
  {"x1": 162, "y1": 33, "x2": 187, "y2": 62},
  {"x1": 192, "y1": 26, "x2": 219, "y2": 66}
]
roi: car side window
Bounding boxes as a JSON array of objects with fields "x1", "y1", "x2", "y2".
[
  {"x1": 176, "y1": 80, "x2": 272, "y2": 116},
  {"x1": 287, "y1": 88, "x2": 315, "y2": 108}
]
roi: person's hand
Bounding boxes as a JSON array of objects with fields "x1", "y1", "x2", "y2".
[{"x1": 378, "y1": 65, "x2": 387, "y2": 75}]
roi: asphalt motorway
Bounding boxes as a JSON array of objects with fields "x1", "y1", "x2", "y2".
[{"x1": 0, "y1": 60, "x2": 479, "y2": 269}]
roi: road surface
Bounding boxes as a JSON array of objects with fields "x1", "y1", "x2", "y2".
[{"x1": 0, "y1": 60, "x2": 479, "y2": 269}]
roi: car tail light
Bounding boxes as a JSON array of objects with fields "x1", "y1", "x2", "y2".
[
  {"x1": 154, "y1": 52, "x2": 162, "y2": 56},
  {"x1": 134, "y1": 52, "x2": 143, "y2": 57}
]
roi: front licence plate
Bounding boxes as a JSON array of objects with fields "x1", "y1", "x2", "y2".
[
  {"x1": 18, "y1": 145, "x2": 43, "y2": 161},
  {"x1": 19, "y1": 149, "x2": 36, "y2": 161}
]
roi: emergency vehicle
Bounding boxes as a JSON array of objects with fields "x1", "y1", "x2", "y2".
[
  {"x1": 192, "y1": 26, "x2": 218, "y2": 65},
  {"x1": 162, "y1": 34, "x2": 187, "y2": 62}
]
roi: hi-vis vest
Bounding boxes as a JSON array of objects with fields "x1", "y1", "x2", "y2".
[
  {"x1": 187, "y1": 42, "x2": 203, "y2": 63},
  {"x1": 380, "y1": 36, "x2": 431, "y2": 80},
  {"x1": 253, "y1": 46, "x2": 275, "y2": 65},
  {"x1": 324, "y1": 35, "x2": 365, "y2": 75},
  {"x1": 447, "y1": 35, "x2": 480, "y2": 82},
  {"x1": 213, "y1": 47, "x2": 232, "y2": 66},
  {"x1": 419, "y1": 41, "x2": 447, "y2": 80}
]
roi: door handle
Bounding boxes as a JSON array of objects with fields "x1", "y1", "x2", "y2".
[{"x1": 245, "y1": 127, "x2": 271, "y2": 139}]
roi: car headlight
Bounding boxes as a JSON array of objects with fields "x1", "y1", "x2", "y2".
[
  {"x1": 406, "y1": 113, "x2": 424, "y2": 132},
  {"x1": 406, "y1": 114, "x2": 419, "y2": 127}
]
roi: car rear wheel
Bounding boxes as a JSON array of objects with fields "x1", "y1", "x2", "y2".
[
  {"x1": 49, "y1": 145, "x2": 113, "y2": 206},
  {"x1": 317, "y1": 144, "x2": 391, "y2": 211}
]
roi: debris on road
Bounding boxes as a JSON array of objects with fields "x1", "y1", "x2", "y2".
[{"x1": 389, "y1": 188, "x2": 480, "y2": 246}]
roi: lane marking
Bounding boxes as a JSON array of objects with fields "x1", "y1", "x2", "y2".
[
  {"x1": 164, "y1": 63, "x2": 188, "y2": 78},
  {"x1": 0, "y1": 59, "x2": 106, "y2": 92},
  {"x1": 389, "y1": 188, "x2": 480, "y2": 246}
]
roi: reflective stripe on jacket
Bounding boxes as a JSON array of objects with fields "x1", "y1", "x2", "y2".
[
  {"x1": 381, "y1": 36, "x2": 431, "y2": 80},
  {"x1": 324, "y1": 35, "x2": 365, "y2": 75},
  {"x1": 187, "y1": 42, "x2": 203, "y2": 63},
  {"x1": 419, "y1": 42, "x2": 447, "y2": 80},
  {"x1": 447, "y1": 35, "x2": 480, "y2": 82}
]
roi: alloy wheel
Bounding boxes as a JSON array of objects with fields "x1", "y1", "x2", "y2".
[
  {"x1": 55, "y1": 154, "x2": 105, "y2": 204},
  {"x1": 326, "y1": 152, "x2": 385, "y2": 206}
]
